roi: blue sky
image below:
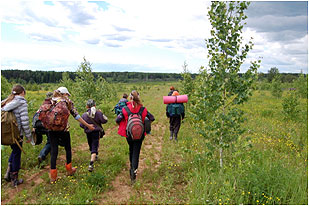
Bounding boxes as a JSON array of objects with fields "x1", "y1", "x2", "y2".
[{"x1": 0, "y1": 1, "x2": 308, "y2": 73}]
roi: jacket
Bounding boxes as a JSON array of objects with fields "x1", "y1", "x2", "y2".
[
  {"x1": 1, "y1": 95, "x2": 31, "y2": 140},
  {"x1": 116, "y1": 102, "x2": 148, "y2": 137},
  {"x1": 80, "y1": 108, "x2": 108, "y2": 133}
]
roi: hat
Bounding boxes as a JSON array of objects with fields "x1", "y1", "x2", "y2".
[
  {"x1": 57, "y1": 87, "x2": 71, "y2": 96},
  {"x1": 86, "y1": 99, "x2": 96, "y2": 108},
  {"x1": 46, "y1": 92, "x2": 53, "y2": 99},
  {"x1": 172, "y1": 91, "x2": 179, "y2": 96}
]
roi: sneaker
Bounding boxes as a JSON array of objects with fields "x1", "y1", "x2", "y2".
[
  {"x1": 169, "y1": 136, "x2": 173, "y2": 140},
  {"x1": 88, "y1": 164, "x2": 94, "y2": 172}
]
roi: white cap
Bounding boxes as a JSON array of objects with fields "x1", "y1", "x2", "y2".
[{"x1": 57, "y1": 87, "x2": 71, "y2": 96}]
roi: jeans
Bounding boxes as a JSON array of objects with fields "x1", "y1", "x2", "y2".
[
  {"x1": 9, "y1": 138, "x2": 23, "y2": 173},
  {"x1": 49, "y1": 131, "x2": 72, "y2": 170},
  {"x1": 39, "y1": 134, "x2": 51, "y2": 160}
]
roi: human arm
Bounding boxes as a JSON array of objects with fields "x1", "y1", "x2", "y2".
[{"x1": 78, "y1": 117, "x2": 95, "y2": 131}]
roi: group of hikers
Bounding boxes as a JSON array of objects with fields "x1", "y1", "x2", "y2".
[{"x1": 1, "y1": 84, "x2": 185, "y2": 188}]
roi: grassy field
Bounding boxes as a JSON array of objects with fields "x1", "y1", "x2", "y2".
[{"x1": 1, "y1": 82, "x2": 308, "y2": 205}]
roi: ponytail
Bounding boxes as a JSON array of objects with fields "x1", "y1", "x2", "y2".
[
  {"x1": 1, "y1": 85, "x2": 25, "y2": 107},
  {"x1": 129, "y1": 90, "x2": 142, "y2": 107}
]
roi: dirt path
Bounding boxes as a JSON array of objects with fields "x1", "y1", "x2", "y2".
[
  {"x1": 1, "y1": 125, "x2": 117, "y2": 205},
  {"x1": 98, "y1": 123, "x2": 165, "y2": 205}
]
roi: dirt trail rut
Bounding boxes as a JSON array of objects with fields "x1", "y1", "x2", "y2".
[{"x1": 99, "y1": 123, "x2": 165, "y2": 205}]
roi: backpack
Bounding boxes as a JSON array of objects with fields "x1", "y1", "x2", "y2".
[
  {"x1": 38, "y1": 100, "x2": 70, "y2": 131},
  {"x1": 1, "y1": 111, "x2": 21, "y2": 145},
  {"x1": 114, "y1": 101, "x2": 127, "y2": 115},
  {"x1": 125, "y1": 106, "x2": 145, "y2": 140},
  {"x1": 167, "y1": 103, "x2": 184, "y2": 117}
]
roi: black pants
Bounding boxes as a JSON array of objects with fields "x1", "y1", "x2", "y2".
[
  {"x1": 126, "y1": 137, "x2": 143, "y2": 171},
  {"x1": 169, "y1": 115, "x2": 182, "y2": 136},
  {"x1": 9, "y1": 138, "x2": 23, "y2": 173},
  {"x1": 86, "y1": 131, "x2": 100, "y2": 155},
  {"x1": 49, "y1": 131, "x2": 72, "y2": 169}
]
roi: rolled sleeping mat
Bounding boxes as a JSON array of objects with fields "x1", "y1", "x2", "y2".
[{"x1": 163, "y1": 95, "x2": 188, "y2": 104}]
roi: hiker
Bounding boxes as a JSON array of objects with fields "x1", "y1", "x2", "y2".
[
  {"x1": 47, "y1": 87, "x2": 95, "y2": 183},
  {"x1": 168, "y1": 86, "x2": 178, "y2": 96},
  {"x1": 1, "y1": 85, "x2": 32, "y2": 187},
  {"x1": 113, "y1": 93, "x2": 128, "y2": 115},
  {"x1": 116, "y1": 90, "x2": 154, "y2": 183},
  {"x1": 35, "y1": 92, "x2": 53, "y2": 164},
  {"x1": 80, "y1": 99, "x2": 108, "y2": 172},
  {"x1": 166, "y1": 91, "x2": 185, "y2": 141}
]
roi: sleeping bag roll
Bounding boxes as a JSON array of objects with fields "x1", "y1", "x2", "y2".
[{"x1": 163, "y1": 95, "x2": 188, "y2": 104}]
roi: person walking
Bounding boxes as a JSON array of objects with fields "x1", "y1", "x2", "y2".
[
  {"x1": 116, "y1": 90, "x2": 154, "y2": 183},
  {"x1": 166, "y1": 91, "x2": 185, "y2": 141},
  {"x1": 48, "y1": 87, "x2": 95, "y2": 183},
  {"x1": 80, "y1": 99, "x2": 108, "y2": 172},
  {"x1": 36, "y1": 92, "x2": 53, "y2": 164},
  {"x1": 1, "y1": 85, "x2": 32, "y2": 187}
]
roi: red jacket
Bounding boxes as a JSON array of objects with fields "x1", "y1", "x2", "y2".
[{"x1": 117, "y1": 102, "x2": 148, "y2": 137}]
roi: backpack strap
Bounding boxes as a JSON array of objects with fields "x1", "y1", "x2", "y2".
[{"x1": 124, "y1": 106, "x2": 145, "y2": 116}]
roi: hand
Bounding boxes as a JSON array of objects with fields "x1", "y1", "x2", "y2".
[{"x1": 88, "y1": 124, "x2": 95, "y2": 131}]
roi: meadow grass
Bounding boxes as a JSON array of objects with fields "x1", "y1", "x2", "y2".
[{"x1": 1, "y1": 83, "x2": 307, "y2": 205}]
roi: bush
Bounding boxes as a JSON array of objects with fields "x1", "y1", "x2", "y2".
[{"x1": 282, "y1": 92, "x2": 300, "y2": 120}]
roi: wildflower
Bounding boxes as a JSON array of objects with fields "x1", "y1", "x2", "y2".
[
  {"x1": 256, "y1": 200, "x2": 259, "y2": 203},
  {"x1": 248, "y1": 192, "x2": 250, "y2": 194}
]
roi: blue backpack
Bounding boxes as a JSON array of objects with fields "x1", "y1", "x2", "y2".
[{"x1": 114, "y1": 101, "x2": 127, "y2": 115}]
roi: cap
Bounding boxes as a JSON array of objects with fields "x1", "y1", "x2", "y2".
[{"x1": 57, "y1": 87, "x2": 71, "y2": 96}]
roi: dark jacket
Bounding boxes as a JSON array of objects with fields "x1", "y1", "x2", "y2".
[{"x1": 80, "y1": 108, "x2": 108, "y2": 133}]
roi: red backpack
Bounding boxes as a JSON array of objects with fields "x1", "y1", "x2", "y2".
[
  {"x1": 125, "y1": 106, "x2": 145, "y2": 140},
  {"x1": 38, "y1": 99, "x2": 70, "y2": 131}
]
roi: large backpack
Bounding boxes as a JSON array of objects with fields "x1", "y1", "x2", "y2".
[
  {"x1": 125, "y1": 106, "x2": 145, "y2": 140},
  {"x1": 38, "y1": 99, "x2": 70, "y2": 131},
  {"x1": 167, "y1": 103, "x2": 184, "y2": 117},
  {"x1": 1, "y1": 111, "x2": 21, "y2": 145},
  {"x1": 114, "y1": 101, "x2": 127, "y2": 115}
]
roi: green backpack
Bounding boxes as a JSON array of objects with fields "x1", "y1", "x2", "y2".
[
  {"x1": 167, "y1": 103, "x2": 184, "y2": 117},
  {"x1": 1, "y1": 111, "x2": 21, "y2": 145}
]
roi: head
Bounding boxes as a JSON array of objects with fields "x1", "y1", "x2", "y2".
[
  {"x1": 123, "y1": 93, "x2": 128, "y2": 99},
  {"x1": 46, "y1": 92, "x2": 53, "y2": 99},
  {"x1": 129, "y1": 90, "x2": 142, "y2": 105},
  {"x1": 170, "y1": 86, "x2": 175, "y2": 91},
  {"x1": 56, "y1": 87, "x2": 71, "y2": 97},
  {"x1": 86, "y1": 99, "x2": 96, "y2": 108},
  {"x1": 172, "y1": 91, "x2": 179, "y2": 96},
  {"x1": 1, "y1": 85, "x2": 26, "y2": 107}
]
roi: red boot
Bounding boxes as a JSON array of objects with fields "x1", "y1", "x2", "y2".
[
  {"x1": 65, "y1": 163, "x2": 76, "y2": 176},
  {"x1": 50, "y1": 169, "x2": 57, "y2": 183}
]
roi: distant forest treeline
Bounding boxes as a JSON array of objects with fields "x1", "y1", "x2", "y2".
[
  {"x1": 1, "y1": 69, "x2": 193, "y2": 84},
  {"x1": 0, "y1": 69, "x2": 304, "y2": 84}
]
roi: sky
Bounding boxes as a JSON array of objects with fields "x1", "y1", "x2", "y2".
[{"x1": 0, "y1": 1, "x2": 308, "y2": 74}]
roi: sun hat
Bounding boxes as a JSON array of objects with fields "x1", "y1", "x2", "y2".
[
  {"x1": 57, "y1": 87, "x2": 71, "y2": 96},
  {"x1": 172, "y1": 91, "x2": 179, "y2": 96}
]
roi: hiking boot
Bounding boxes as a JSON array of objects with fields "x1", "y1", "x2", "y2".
[
  {"x1": 38, "y1": 156, "x2": 43, "y2": 164},
  {"x1": 4, "y1": 163, "x2": 11, "y2": 182},
  {"x1": 10, "y1": 172, "x2": 23, "y2": 188},
  {"x1": 65, "y1": 163, "x2": 76, "y2": 176},
  {"x1": 50, "y1": 169, "x2": 57, "y2": 183},
  {"x1": 130, "y1": 168, "x2": 137, "y2": 183}
]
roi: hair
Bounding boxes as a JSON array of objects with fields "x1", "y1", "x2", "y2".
[
  {"x1": 170, "y1": 86, "x2": 175, "y2": 91},
  {"x1": 130, "y1": 90, "x2": 142, "y2": 107},
  {"x1": 53, "y1": 90, "x2": 72, "y2": 110},
  {"x1": 86, "y1": 99, "x2": 96, "y2": 108},
  {"x1": 1, "y1": 85, "x2": 26, "y2": 107},
  {"x1": 123, "y1": 93, "x2": 128, "y2": 99}
]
